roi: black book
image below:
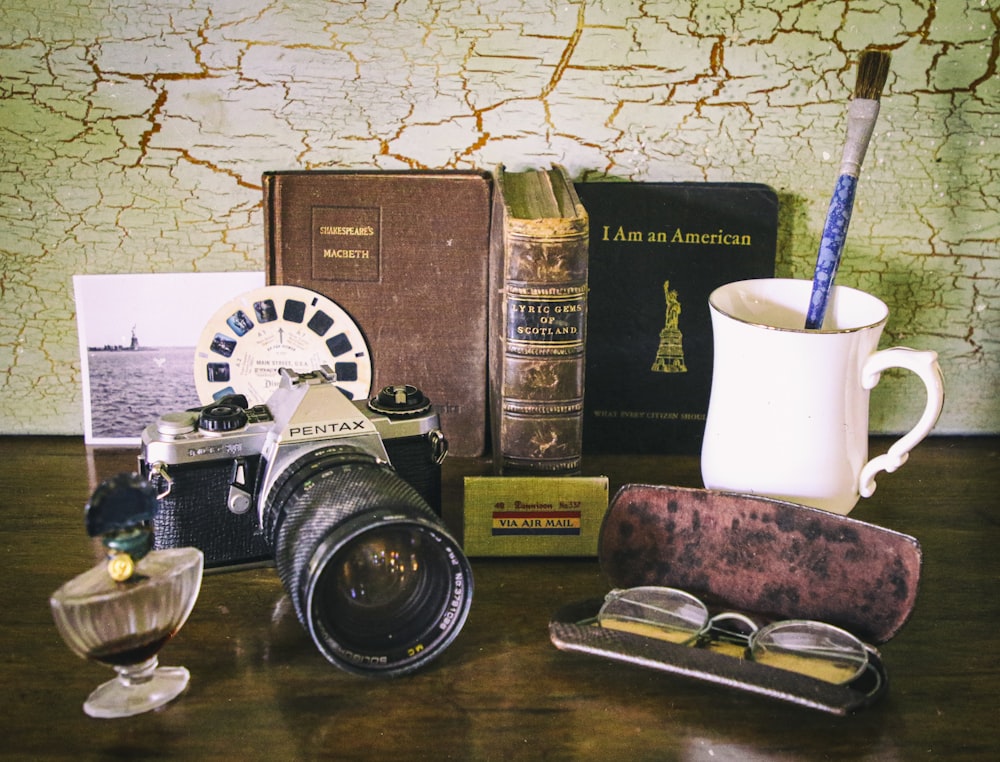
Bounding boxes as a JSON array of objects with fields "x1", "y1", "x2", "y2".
[{"x1": 574, "y1": 182, "x2": 778, "y2": 454}]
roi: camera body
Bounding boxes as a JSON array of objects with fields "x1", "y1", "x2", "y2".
[
  {"x1": 139, "y1": 367, "x2": 471, "y2": 677},
  {"x1": 140, "y1": 367, "x2": 447, "y2": 569}
]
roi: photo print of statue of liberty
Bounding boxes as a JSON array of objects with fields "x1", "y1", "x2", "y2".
[{"x1": 74, "y1": 272, "x2": 263, "y2": 444}]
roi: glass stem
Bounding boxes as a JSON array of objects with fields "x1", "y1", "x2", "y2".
[{"x1": 116, "y1": 656, "x2": 159, "y2": 685}]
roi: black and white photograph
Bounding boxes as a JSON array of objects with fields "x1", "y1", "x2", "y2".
[{"x1": 74, "y1": 271, "x2": 264, "y2": 444}]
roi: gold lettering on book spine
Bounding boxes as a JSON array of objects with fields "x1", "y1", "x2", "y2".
[{"x1": 651, "y1": 280, "x2": 687, "y2": 373}]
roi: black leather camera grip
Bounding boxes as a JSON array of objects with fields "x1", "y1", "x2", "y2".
[{"x1": 148, "y1": 460, "x2": 272, "y2": 568}]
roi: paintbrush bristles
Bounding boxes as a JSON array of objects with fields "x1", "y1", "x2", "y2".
[{"x1": 854, "y1": 50, "x2": 891, "y2": 102}]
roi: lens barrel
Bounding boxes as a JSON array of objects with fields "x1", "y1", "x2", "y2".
[{"x1": 262, "y1": 446, "x2": 473, "y2": 676}]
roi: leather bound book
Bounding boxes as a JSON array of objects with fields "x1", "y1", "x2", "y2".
[
  {"x1": 574, "y1": 181, "x2": 778, "y2": 455},
  {"x1": 489, "y1": 165, "x2": 589, "y2": 473},
  {"x1": 263, "y1": 170, "x2": 492, "y2": 456}
]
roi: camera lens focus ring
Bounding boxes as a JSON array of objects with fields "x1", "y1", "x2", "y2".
[{"x1": 259, "y1": 446, "x2": 380, "y2": 543}]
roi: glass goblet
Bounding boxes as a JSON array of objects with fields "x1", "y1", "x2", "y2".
[{"x1": 50, "y1": 547, "x2": 204, "y2": 718}]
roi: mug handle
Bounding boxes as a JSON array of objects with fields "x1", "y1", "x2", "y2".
[{"x1": 858, "y1": 348, "x2": 945, "y2": 498}]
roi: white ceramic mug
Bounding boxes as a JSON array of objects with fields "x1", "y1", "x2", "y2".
[{"x1": 700, "y1": 278, "x2": 944, "y2": 515}]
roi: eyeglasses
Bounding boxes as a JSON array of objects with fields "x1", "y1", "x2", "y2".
[{"x1": 597, "y1": 586, "x2": 875, "y2": 686}]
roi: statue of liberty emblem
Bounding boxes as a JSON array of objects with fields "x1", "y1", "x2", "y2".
[{"x1": 651, "y1": 280, "x2": 687, "y2": 373}]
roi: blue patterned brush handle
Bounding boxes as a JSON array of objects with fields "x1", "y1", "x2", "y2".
[{"x1": 806, "y1": 173, "x2": 858, "y2": 329}]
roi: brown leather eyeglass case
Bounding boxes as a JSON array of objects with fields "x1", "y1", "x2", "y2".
[{"x1": 549, "y1": 484, "x2": 922, "y2": 715}]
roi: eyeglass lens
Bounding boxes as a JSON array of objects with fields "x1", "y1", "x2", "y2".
[
  {"x1": 597, "y1": 587, "x2": 868, "y2": 685},
  {"x1": 598, "y1": 586, "x2": 708, "y2": 644},
  {"x1": 751, "y1": 620, "x2": 868, "y2": 684}
]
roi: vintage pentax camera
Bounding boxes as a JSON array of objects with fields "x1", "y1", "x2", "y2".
[{"x1": 139, "y1": 367, "x2": 473, "y2": 677}]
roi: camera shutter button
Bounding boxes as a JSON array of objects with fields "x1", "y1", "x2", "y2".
[{"x1": 157, "y1": 411, "x2": 199, "y2": 437}]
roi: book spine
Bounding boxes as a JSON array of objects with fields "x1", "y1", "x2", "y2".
[
  {"x1": 495, "y1": 175, "x2": 588, "y2": 474},
  {"x1": 261, "y1": 172, "x2": 282, "y2": 285}
]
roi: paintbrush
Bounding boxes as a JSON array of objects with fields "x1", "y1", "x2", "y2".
[{"x1": 805, "y1": 49, "x2": 891, "y2": 329}]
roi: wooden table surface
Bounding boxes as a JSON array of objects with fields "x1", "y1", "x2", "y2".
[{"x1": 2, "y1": 436, "x2": 997, "y2": 760}]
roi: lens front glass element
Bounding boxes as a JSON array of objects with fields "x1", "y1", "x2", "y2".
[
  {"x1": 308, "y1": 519, "x2": 471, "y2": 675},
  {"x1": 320, "y1": 526, "x2": 447, "y2": 652}
]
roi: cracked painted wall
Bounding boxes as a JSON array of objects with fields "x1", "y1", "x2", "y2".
[{"x1": 1, "y1": 0, "x2": 997, "y2": 435}]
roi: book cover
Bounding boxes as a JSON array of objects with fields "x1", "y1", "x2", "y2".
[
  {"x1": 263, "y1": 170, "x2": 492, "y2": 457},
  {"x1": 574, "y1": 181, "x2": 778, "y2": 454},
  {"x1": 489, "y1": 165, "x2": 589, "y2": 473}
]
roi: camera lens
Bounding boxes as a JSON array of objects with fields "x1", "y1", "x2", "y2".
[{"x1": 263, "y1": 446, "x2": 473, "y2": 677}]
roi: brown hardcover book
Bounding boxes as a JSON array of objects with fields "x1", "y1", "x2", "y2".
[
  {"x1": 263, "y1": 170, "x2": 492, "y2": 456},
  {"x1": 489, "y1": 165, "x2": 589, "y2": 473}
]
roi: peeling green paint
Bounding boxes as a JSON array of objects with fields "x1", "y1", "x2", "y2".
[{"x1": 1, "y1": 0, "x2": 997, "y2": 434}]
